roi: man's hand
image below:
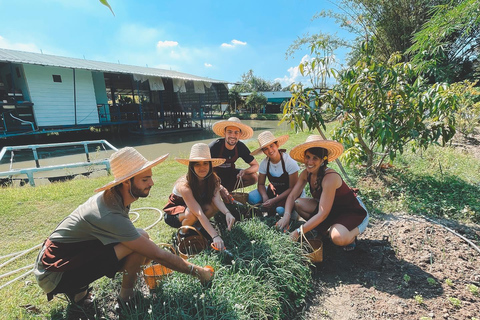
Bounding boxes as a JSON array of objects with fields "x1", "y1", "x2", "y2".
[
  {"x1": 195, "y1": 265, "x2": 214, "y2": 283},
  {"x1": 236, "y1": 169, "x2": 245, "y2": 178}
]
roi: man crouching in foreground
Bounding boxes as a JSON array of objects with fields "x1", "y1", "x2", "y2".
[{"x1": 34, "y1": 147, "x2": 213, "y2": 311}]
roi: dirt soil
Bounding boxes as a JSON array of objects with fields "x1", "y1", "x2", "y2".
[{"x1": 303, "y1": 134, "x2": 480, "y2": 320}]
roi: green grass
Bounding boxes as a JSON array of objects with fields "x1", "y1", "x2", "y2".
[{"x1": 1, "y1": 124, "x2": 480, "y2": 318}]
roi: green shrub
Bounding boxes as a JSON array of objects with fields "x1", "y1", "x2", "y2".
[{"x1": 120, "y1": 218, "x2": 312, "y2": 319}]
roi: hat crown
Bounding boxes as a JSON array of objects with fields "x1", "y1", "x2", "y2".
[
  {"x1": 227, "y1": 117, "x2": 242, "y2": 124},
  {"x1": 188, "y1": 143, "x2": 213, "y2": 160},
  {"x1": 257, "y1": 131, "x2": 276, "y2": 148},
  {"x1": 110, "y1": 147, "x2": 148, "y2": 180},
  {"x1": 305, "y1": 135, "x2": 324, "y2": 143}
]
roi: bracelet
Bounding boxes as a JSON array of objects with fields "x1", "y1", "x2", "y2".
[
  {"x1": 296, "y1": 228, "x2": 301, "y2": 234},
  {"x1": 224, "y1": 211, "x2": 231, "y2": 216},
  {"x1": 212, "y1": 235, "x2": 220, "y2": 240},
  {"x1": 189, "y1": 264, "x2": 195, "y2": 275}
]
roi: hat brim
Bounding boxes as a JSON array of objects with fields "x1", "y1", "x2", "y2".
[
  {"x1": 175, "y1": 157, "x2": 226, "y2": 167},
  {"x1": 94, "y1": 153, "x2": 169, "y2": 192},
  {"x1": 212, "y1": 120, "x2": 253, "y2": 140},
  {"x1": 289, "y1": 140, "x2": 343, "y2": 163},
  {"x1": 251, "y1": 134, "x2": 290, "y2": 155}
]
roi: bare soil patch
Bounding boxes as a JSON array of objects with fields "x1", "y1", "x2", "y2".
[
  {"x1": 303, "y1": 215, "x2": 480, "y2": 319},
  {"x1": 303, "y1": 134, "x2": 480, "y2": 320}
]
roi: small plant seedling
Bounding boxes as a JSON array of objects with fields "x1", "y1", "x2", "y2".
[
  {"x1": 445, "y1": 278, "x2": 453, "y2": 286},
  {"x1": 427, "y1": 277, "x2": 436, "y2": 286},
  {"x1": 403, "y1": 274, "x2": 411, "y2": 284},
  {"x1": 414, "y1": 294, "x2": 424, "y2": 305},
  {"x1": 448, "y1": 297, "x2": 461, "y2": 308},
  {"x1": 467, "y1": 284, "x2": 479, "y2": 296}
]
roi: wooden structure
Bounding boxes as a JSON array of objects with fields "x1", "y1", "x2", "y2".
[{"x1": 0, "y1": 48, "x2": 229, "y2": 137}]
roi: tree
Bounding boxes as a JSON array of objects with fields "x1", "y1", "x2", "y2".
[
  {"x1": 407, "y1": 0, "x2": 480, "y2": 83},
  {"x1": 284, "y1": 41, "x2": 459, "y2": 172},
  {"x1": 245, "y1": 92, "x2": 267, "y2": 114},
  {"x1": 288, "y1": 0, "x2": 453, "y2": 66},
  {"x1": 231, "y1": 70, "x2": 282, "y2": 93},
  {"x1": 228, "y1": 88, "x2": 242, "y2": 113}
]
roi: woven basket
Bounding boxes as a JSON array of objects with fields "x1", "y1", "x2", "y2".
[
  {"x1": 143, "y1": 243, "x2": 176, "y2": 289},
  {"x1": 300, "y1": 226, "x2": 323, "y2": 263},
  {"x1": 231, "y1": 178, "x2": 249, "y2": 204},
  {"x1": 176, "y1": 225, "x2": 208, "y2": 259}
]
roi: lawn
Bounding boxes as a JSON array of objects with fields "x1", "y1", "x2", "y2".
[{"x1": 1, "y1": 126, "x2": 479, "y2": 319}]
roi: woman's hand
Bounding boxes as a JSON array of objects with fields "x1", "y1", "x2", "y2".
[
  {"x1": 262, "y1": 198, "x2": 275, "y2": 209},
  {"x1": 225, "y1": 212, "x2": 235, "y2": 231},
  {"x1": 212, "y1": 235, "x2": 224, "y2": 251},
  {"x1": 290, "y1": 228, "x2": 300, "y2": 241},
  {"x1": 275, "y1": 214, "x2": 290, "y2": 232}
]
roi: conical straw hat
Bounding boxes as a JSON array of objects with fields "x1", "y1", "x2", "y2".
[
  {"x1": 289, "y1": 135, "x2": 344, "y2": 163},
  {"x1": 250, "y1": 131, "x2": 290, "y2": 155},
  {"x1": 95, "y1": 147, "x2": 169, "y2": 192},
  {"x1": 175, "y1": 143, "x2": 225, "y2": 167},
  {"x1": 211, "y1": 117, "x2": 253, "y2": 140}
]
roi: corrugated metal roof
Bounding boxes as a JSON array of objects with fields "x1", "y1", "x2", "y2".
[{"x1": 0, "y1": 48, "x2": 228, "y2": 84}]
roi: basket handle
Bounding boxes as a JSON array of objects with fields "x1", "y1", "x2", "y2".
[
  {"x1": 176, "y1": 225, "x2": 206, "y2": 243},
  {"x1": 157, "y1": 242, "x2": 176, "y2": 255},
  {"x1": 233, "y1": 176, "x2": 244, "y2": 193},
  {"x1": 299, "y1": 225, "x2": 314, "y2": 251}
]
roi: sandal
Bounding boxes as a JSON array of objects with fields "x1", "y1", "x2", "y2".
[
  {"x1": 343, "y1": 237, "x2": 357, "y2": 252},
  {"x1": 66, "y1": 287, "x2": 95, "y2": 308}
]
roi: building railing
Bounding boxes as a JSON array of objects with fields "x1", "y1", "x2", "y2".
[{"x1": 0, "y1": 140, "x2": 118, "y2": 187}]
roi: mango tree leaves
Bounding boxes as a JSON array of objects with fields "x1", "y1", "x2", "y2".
[{"x1": 99, "y1": 0, "x2": 115, "y2": 16}]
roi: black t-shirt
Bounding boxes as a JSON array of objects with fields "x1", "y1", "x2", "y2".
[{"x1": 208, "y1": 138, "x2": 254, "y2": 167}]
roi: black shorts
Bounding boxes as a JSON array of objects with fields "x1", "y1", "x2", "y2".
[{"x1": 48, "y1": 243, "x2": 124, "y2": 296}]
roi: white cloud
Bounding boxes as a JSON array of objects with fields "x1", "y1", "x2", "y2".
[
  {"x1": 221, "y1": 39, "x2": 247, "y2": 48},
  {"x1": 231, "y1": 39, "x2": 246, "y2": 46},
  {"x1": 0, "y1": 35, "x2": 39, "y2": 53},
  {"x1": 157, "y1": 40, "x2": 179, "y2": 48},
  {"x1": 204, "y1": 63, "x2": 212, "y2": 68}
]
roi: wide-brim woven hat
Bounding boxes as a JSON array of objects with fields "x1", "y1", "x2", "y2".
[
  {"x1": 212, "y1": 117, "x2": 253, "y2": 140},
  {"x1": 175, "y1": 143, "x2": 226, "y2": 167},
  {"x1": 95, "y1": 147, "x2": 169, "y2": 192},
  {"x1": 251, "y1": 131, "x2": 290, "y2": 155},
  {"x1": 289, "y1": 135, "x2": 344, "y2": 163}
]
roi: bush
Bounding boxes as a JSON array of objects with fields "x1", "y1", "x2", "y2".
[{"x1": 121, "y1": 218, "x2": 312, "y2": 319}]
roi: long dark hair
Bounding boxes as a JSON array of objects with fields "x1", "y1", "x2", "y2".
[
  {"x1": 306, "y1": 147, "x2": 329, "y2": 194},
  {"x1": 185, "y1": 162, "x2": 219, "y2": 205}
]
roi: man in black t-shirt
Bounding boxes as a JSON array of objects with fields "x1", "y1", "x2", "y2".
[{"x1": 209, "y1": 117, "x2": 259, "y2": 199}]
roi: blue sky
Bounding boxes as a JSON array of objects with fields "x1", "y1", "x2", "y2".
[{"x1": 0, "y1": 0, "x2": 353, "y2": 87}]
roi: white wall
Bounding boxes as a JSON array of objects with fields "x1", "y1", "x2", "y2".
[{"x1": 23, "y1": 65, "x2": 99, "y2": 127}]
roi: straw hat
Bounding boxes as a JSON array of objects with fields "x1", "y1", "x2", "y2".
[
  {"x1": 95, "y1": 147, "x2": 169, "y2": 192},
  {"x1": 289, "y1": 135, "x2": 344, "y2": 163},
  {"x1": 212, "y1": 117, "x2": 253, "y2": 140},
  {"x1": 175, "y1": 143, "x2": 226, "y2": 167},
  {"x1": 250, "y1": 131, "x2": 290, "y2": 155}
]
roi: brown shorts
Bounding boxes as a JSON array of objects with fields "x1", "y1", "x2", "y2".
[
  {"x1": 314, "y1": 206, "x2": 367, "y2": 235},
  {"x1": 47, "y1": 241, "x2": 124, "y2": 299},
  {"x1": 163, "y1": 194, "x2": 186, "y2": 228}
]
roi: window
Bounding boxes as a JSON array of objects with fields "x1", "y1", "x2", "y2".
[{"x1": 52, "y1": 75, "x2": 62, "y2": 83}]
